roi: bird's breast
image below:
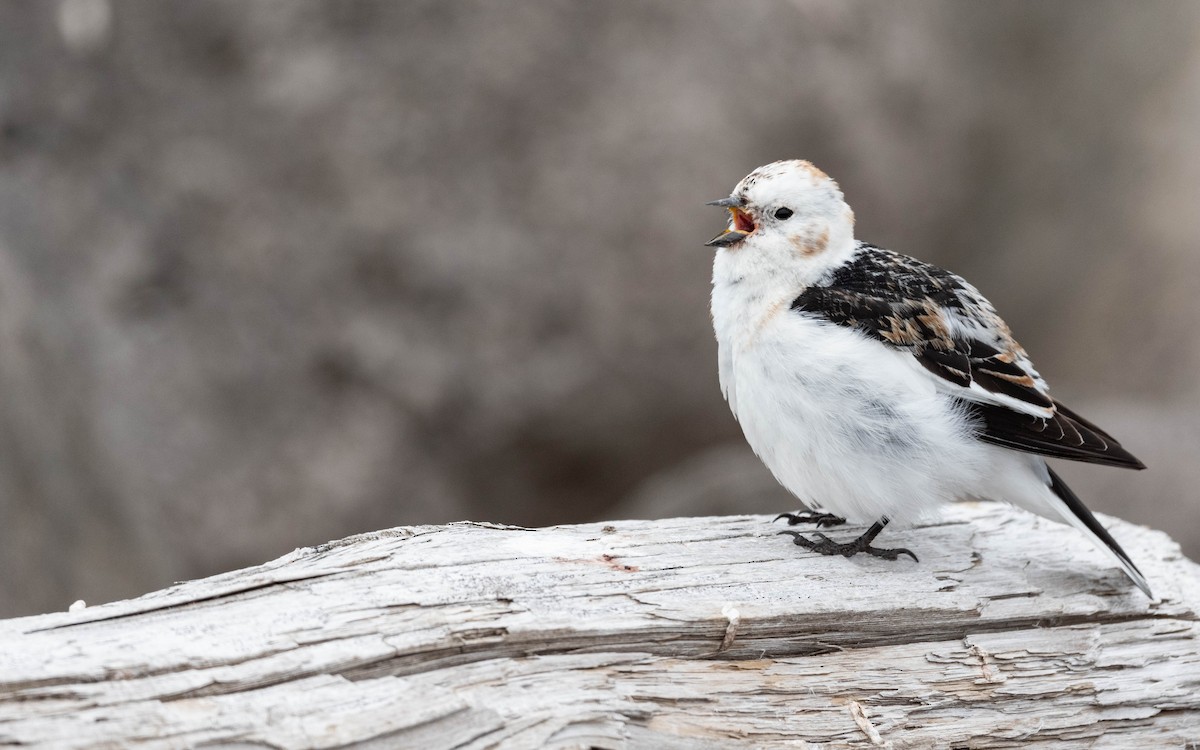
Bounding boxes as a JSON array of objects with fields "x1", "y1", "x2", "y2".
[
  {"x1": 712, "y1": 304, "x2": 984, "y2": 521},
  {"x1": 711, "y1": 281, "x2": 799, "y2": 417}
]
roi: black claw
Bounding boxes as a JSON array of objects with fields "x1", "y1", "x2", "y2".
[
  {"x1": 773, "y1": 511, "x2": 847, "y2": 528},
  {"x1": 874, "y1": 547, "x2": 919, "y2": 562},
  {"x1": 776, "y1": 522, "x2": 919, "y2": 563},
  {"x1": 777, "y1": 530, "x2": 817, "y2": 549}
]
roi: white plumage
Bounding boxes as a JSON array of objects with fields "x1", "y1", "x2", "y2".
[
  {"x1": 707, "y1": 159, "x2": 1151, "y2": 597},
  {"x1": 716, "y1": 295, "x2": 982, "y2": 524}
]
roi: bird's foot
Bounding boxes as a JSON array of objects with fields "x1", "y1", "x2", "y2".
[
  {"x1": 773, "y1": 510, "x2": 846, "y2": 528},
  {"x1": 778, "y1": 530, "x2": 918, "y2": 562}
]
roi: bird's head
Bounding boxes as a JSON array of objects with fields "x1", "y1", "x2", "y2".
[{"x1": 706, "y1": 160, "x2": 856, "y2": 282}]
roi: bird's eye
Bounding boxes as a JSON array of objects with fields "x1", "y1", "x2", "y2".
[{"x1": 774, "y1": 207, "x2": 794, "y2": 220}]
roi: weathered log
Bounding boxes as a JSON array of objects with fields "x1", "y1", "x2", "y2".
[{"x1": 1, "y1": 502, "x2": 1198, "y2": 748}]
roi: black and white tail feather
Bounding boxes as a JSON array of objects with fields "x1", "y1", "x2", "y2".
[{"x1": 1045, "y1": 466, "x2": 1151, "y2": 597}]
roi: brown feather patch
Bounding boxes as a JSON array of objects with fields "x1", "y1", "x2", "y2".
[
  {"x1": 790, "y1": 227, "x2": 831, "y2": 257},
  {"x1": 979, "y1": 370, "x2": 1037, "y2": 388}
]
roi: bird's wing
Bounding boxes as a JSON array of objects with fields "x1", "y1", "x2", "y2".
[
  {"x1": 791, "y1": 245, "x2": 1144, "y2": 470},
  {"x1": 792, "y1": 245, "x2": 1053, "y2": 415}
]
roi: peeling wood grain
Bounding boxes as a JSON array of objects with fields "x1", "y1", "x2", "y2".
[{"x1": 1, "y1": 502, "x2": 1198, "y2": 749}]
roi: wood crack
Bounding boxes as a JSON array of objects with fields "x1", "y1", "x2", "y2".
[{"x1": 1, "y1": 504, "x2": 1197, "y2": 748}]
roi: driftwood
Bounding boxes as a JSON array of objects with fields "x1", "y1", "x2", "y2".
[{"x1": 1, "y1": 502, "x2": 1198, "y2": 749}]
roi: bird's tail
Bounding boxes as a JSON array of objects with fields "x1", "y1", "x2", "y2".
[{"x1": 1043, "y1": 466, "x2": 1152, "y2": 598}]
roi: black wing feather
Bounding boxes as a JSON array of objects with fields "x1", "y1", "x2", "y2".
[
  {"x1": 792, "y1": 244, "x2": 1145, "y2": 470},
  {"x1": 791, "y1": 247, "x2": 1054, "y2": 412},
  {"x1": 917, "y1": 348, "x2": 972, "y2": 387},
  {"x1": 963, "y1": 400, "x2": 1145, "y2": 469}
]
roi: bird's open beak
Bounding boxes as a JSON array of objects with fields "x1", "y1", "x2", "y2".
[{"x1": 705, "y1": 196, "x2": 755, "y2": 247}]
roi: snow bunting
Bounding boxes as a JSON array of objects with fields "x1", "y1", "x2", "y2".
[{"x1": 706, "y1": 159, "x2": 1150, "y2": 597}]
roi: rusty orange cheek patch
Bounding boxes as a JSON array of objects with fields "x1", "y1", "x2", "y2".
[{"x1": 790, "y1": 227, "x2": 831, "y2": 256}]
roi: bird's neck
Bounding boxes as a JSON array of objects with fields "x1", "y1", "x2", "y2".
[{"x1": 711, "y1": 232, "x2": 859, "y2": 337}]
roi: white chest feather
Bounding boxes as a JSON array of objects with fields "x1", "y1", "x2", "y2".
[{"x1": 711, "y1": 278, "x2": 987, "y2": 523}]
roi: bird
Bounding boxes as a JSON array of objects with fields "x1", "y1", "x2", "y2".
[{"x1": 705, "y1": 159, "x2": 1151, "y2": 598}]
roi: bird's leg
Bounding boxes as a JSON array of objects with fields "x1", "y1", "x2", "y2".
[
  {"x1": 778, "y1": 516, "x2": 918, "y2": 562},
  {"x1": 773, "y1": 510, "x2": 846, "y2": 528}
]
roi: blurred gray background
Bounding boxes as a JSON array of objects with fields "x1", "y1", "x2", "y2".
[{"x1": 1, "y1": 0, "x2": 1197, "y2": 618}]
